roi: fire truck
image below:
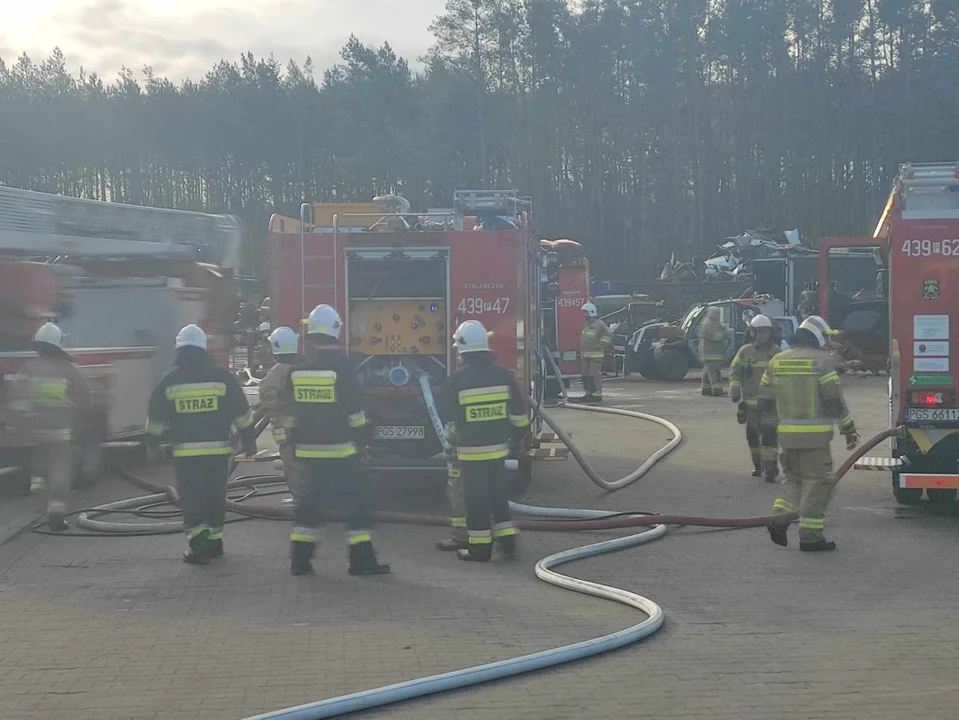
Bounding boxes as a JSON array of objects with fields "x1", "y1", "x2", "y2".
[
  {"x1": 267, "y1": 191, "x2": 568, "y2": 486},
  {"x1": 539, "y1": 239, "x2": 590, "y2": 394},
  {"x1": 0, "y1": 186, "x2": 241, "y2": 486},
  {"x1": 822, "y1": 162, "x2": 959, "y2": 505}
]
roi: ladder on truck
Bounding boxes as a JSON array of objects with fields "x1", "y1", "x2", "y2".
[{"x1": 0, "y1": 185, "x2": 242, "y2": 266}]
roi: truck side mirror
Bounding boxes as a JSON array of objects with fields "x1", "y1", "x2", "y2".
[
  {"x1": 544, "y1": 252, "x2": 559, "y2": 283},
  {"x1": 546, "y1": 282, "x2": 559, "y2": 302}
]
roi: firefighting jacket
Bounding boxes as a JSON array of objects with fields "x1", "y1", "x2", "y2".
[
  {"x1": 285, "y1": 348, "x2": 368, "y2": 459},
  {"x1": 729, "y1": 342, "x2": 780, "y2": 407},
  {"x1": 145, "y1": 350, "x2": 254, "y2": 458},
  {"x1": 580, "y1": 318, "x2": 612, "y2": 360},
  {"x1": 439, "y1": 357, "x2": 530, "y2": 462},
  {"x1": 699, "y1": 316, "x2": 727, "y2": 363},
  {"x1": 758, "y1": 346, "x2": 856, "y2": 450},
  {"x1": 258, "y1": 356, "x2": 301, "y2": 445},
  {"x1": 13, "y1": 349, "x2": 93, "y2": 442}
]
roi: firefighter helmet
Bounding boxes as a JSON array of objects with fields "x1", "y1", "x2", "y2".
[
  {"x1": 582, "y1": 302, "x2": 598, "y2": 318},
  {"x1": 749, "y1": 314, "x2": 773, "y2": 329},
  {"x1": 175, "y1": 324, "x2": 208, "y2": 350},
  {"x1": 799, "y1": 315, "x2": 832, "y2": 346},
  {"x1": 268, "y1": 326, "x2": 298, "y2": 355},
  {"x1": 306, "y1": 304, "x2": 343, "y2": 339},
  {"x1": 453, "y1": 320, "x2": 490, "y2": 354},
  {"x1": 34, "y1": 322, "x2": 64, "y2": 348}
]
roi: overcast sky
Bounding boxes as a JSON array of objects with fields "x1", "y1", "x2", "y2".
[{"x1": 1, "y1": 0, "x2": 448, "y2": 82}]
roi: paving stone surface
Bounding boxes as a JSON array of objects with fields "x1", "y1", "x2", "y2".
[{"x1": 2, "y1": 373, "x2": 959, "y2": 720}]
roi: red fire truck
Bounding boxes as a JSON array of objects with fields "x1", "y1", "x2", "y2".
[
  {"x1": 539, "y1": 239, "x2": 590, "y2": 393},
  {"x1": 267, "y1": 191, "x2": 567, "y2": 485},
  {"x1": 821, "y1": 162, "x2": 959, "y2": 505},
  {"x1": 0, "y1": 186, "x2": 241, "y2": 486}
]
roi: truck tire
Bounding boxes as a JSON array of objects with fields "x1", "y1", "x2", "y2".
[
  {"x1": 926, "y1": 488, "x2": 957, "y2": 504},
  {"x1": 654, "y1": 347, "x2": 689, "y2": 382},
  {"x1": 892, "y1": 474, "x2": 922, "y2": 506}
]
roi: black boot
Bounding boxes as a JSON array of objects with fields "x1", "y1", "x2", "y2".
[
  {"x1": 751, "y1": 466, "x2": 762, "y2": 478},
  {"x1": 290, "y1": 541, "x2": 315, "y2": 575},
  {"x1": 436, "y1": 536, "x2": 468, "y2": 551},
  {"x1": 766, "y1": 520, "x2": 788, "y2": 547},
  {"x1": 456, "y1": 545, "x2": 492, "y2": 562},
  {"x1": 800, "y1": 538, "x2": 837, "y2": 552},
  {"x1": 497, "y1": 535, "x2": 517, "y2": 560},
  {"x1": 701, "y1": 387, "x2": 711, "y2": 396},
  {"x1": 183, "y1": 530, "x2": 211, "y2": 565},
  {"x1": 349, "y1": 542, "x2": 391, "y2": 575},
  {"x1": 207, "y1": 539, "x2": 224, "y2": 558},
  {"x1": 764, "y1": 472, "x2": 779, "y2": 484}
]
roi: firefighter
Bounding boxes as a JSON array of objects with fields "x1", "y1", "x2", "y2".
[
  {"x1": 440, "y1": 320, "x2": 530, "y2": 562},
  {"x1": 578, "y1": 302, "x2": 611, "y2": 404},
  {"x1": 145, "y1": 324, "x2": 257, "y2": 564},
  {"x1": 760, "y1": 315, "x2": 859, "y2": 552},
  {"x1": 14, "y1": 323, "x2": 93, "y2": 531},
  {"x1": 285, "y1": 304, "x2": 390, "y2": 576},
  {"x1": 252, "y1": 321, "x2": 273, "y2": 376},
  {"x1": 699, "y1": 306, "x2": 727, "y2": 396},
  {"x1": 258, "y1": 326, "x2": 306, "y2": 505},
  {"x1": 729, "y1": 314, "x2": 780, "y2": 481}
]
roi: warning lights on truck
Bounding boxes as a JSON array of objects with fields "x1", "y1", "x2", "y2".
[{"x1": 907, "y1": 390, "x2": 955, "y2": 406}]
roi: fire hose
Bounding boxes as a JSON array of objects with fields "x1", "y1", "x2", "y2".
[{"x1": 31, "y1": 378, "x2": 897, "y2": 719}]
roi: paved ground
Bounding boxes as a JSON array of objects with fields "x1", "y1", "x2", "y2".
[{"x1": 3, "y1": 371, "x2": 959, "y2": 719}]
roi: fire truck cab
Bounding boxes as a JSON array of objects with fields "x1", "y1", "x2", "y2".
[
  {"x1": 0, "y1": 186, "x2": 241, "y2": 487},
  {"x1": 268, "y1": 190, "x2": 567, "y2": 486},
  {"x1": 823, "y1": 163, "x2": 959, "y2": 504}
]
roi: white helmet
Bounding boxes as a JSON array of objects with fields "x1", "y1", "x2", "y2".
[
  {"x1": 582, "y1": 302, "x2": 598, "y2": 318},
  {"x1": 306, "y1": 304, "x2": 343, "y2": 340},
  {"x1": 749, "y1": 314, "x2": 772, "y2": 329},
  {"x1": 799, "y1": 315, "x2": 832, "y2": 347},
  {"x1": 258, "y1": 321, "x2": 271, "y2": 333},
  {"x1": 175, "y1": 324, "x2": 208, "y2": 350},
  {"x1": 268, "y1": 326, "x2": 298, "y2": 355},
  {"x1": 453, "y1": 320, "x2": 490, "y2": 354},
  {"x1": 34, "y1": 322, "x2": 64, "y2": 348}
]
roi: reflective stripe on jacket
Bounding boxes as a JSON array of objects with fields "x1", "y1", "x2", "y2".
[
  {"x1": 759, "y1": 347, "x2": 855, "y2": 450},
  {"x1": 580, "y1": 319, "x2": 612, "y2": 360},
  {"x1": 14, "y1": 352, "x2": 93, "y2": 441},
  {"x1": 730, "y1": 342, "x2": 780, "y2": 406},
  {"x1": 699, "y1": 317, "x2": 727, "y2": 363},
  {"x1": 439, "y1": 358, "x2": 530, "y2": 462},
  {"x1": 285, "y1": 348, "x2": 368, "y2": 459},
  {"x1": 145, "y1": 354, "x2": 253, "y2": 458}
]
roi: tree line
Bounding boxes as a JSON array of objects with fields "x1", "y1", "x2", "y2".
[{"x1": 1, "y1": 0, "x2": 957, "y2": 278}]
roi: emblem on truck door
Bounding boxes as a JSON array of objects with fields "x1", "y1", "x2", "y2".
[{"x1": 923, "y1": 279, "x2": 941, "y2": 300}]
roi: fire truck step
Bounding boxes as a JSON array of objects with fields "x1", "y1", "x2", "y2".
[
  {"x1": 854, "y1": 456, "x2": 908, "y2": 471},
  {"x1": 528, "y1": 446, "x2": 570, "y2": 460}
]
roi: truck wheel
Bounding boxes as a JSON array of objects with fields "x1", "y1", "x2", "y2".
[
  {"x1": 892, "y1": 481, "x2": 922, "y2": 506},
  {"x1": 510, "y1": 459, "x2": 534, "y2": 496},
  {"x1": 654, "y1": 347, "x2": 689, "y2": 382},
  {"x1": 926, "y1": 488, "x2": 957, "y2": 504}
]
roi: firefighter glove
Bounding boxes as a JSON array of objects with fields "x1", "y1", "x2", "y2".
[
  {"x1": 730, "y1": 387, "x2": 741, "y2": 404},
  {"x1": 242, "y1": 436, "x2": 258, "y2": 458},
  {"x1": 844, "y1": 431, "x2": 859, "y2": 451},
  {"x1": 736, "y1": 403, "x2": 748, "y2": 425}
]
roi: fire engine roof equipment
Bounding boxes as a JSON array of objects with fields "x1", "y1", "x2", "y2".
[{"x1": 0, "y1": 185, "x2": 242, "y2": 267}]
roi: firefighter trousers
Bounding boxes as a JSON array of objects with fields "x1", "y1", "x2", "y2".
[
  {"x1": 745, "y1": 410, "x2": 778, "y2": 477},
  {"x1": 581, "y1": 358, "x2": 603, "y2": 398},
  {"x1": 771, "y1": 446, "x2": 836, "y2": 543},
  {"x1": 291, "y1": 457, "x2": 375, "y2": 548},
  {"x1": 447, "y1": 461, "x2": 467, "y2": 543},
  {"x1": 174, "y1": 455, "x2": 231, "y2": 544},
  {"x1": 278, "y1": 443, "x2": 307, "y2": 500},
  {"x1": 462, "y1": 459, "x2": 516, "y2": 559},
  {"x1": 33, "y1": 440, "x2": 72, "y2": 518},
  {"x1": 701, "y1": 361, "x2": 723, "y2": 395}
]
